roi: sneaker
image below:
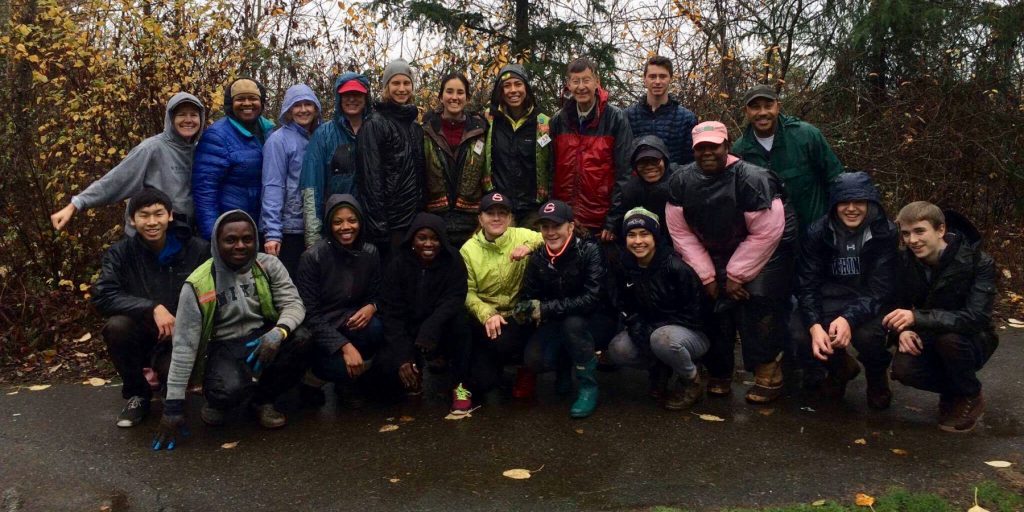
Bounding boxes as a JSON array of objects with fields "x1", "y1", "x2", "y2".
[
  {"x1": 511, "y1": 367, "x2": 536, "y2": 399},
  {"x1": 116, "y1": 396, "x2": 149, "y2": 428},
  {"x1": 299, "y1": 384, "x2": 326, "y2": 409},
  {"x1": 450, "y1": 383, "x2": 473, "y2": 415},
  {"x1": 939, "y1": 393, "x2": 985, "y2": 433},
  {"x1": 200, "y1": 404, "x2": 226, "y2": 426},
  {"x1": 255, "y1": 403, "x2": 287, "y2": 429}
]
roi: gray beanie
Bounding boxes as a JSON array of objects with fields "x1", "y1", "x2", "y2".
[{"x1": 383, "y1": 59, "x2": 413, "y2": 87}]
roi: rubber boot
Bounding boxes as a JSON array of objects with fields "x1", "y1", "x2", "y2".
[{"x1": 570, "y1": 357, "x2": 599, "y2": 419}]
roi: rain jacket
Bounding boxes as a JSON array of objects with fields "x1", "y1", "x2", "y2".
[
  {"x1": 300, "y1": 73, "x2": 372, "y2": 247},
  {"x1": 893, "y1": 212, "x2": 998, "y2": 361},
  {"x1": 379, "y1": 213, "x2": 468, "y2": 364},
  {"x1": 422, "y1": 110, "x2": 488, "y2": 243},
  {"x1": 605, "y1": 135, "x2": 680, "y2": 235},
  {"x1": 613, "y1": 243, "x2": 703, "y2": 342},
  {"x1": 624, "y1": 95, "x2": 698, "y2": 165},
  {"x1": 482, "y1": 64, "x2": 551, "y2": 214},
  {"x1": 732, "y1": 113, "x2": 844, "y2": 228},
  {"x1": 193, "y1": 79, "x2": 276, "y2": 239},
  {"x1": 461, "y1": 226, "x2": 543, "y2": 323},
  {"x1": 522, "y1": 235, "x2": 608, "y2": 321},
  {"x1": 665, "y1": 157, "x2": 798, "y2": 298},
  {"x1": 260, "y1": 84, "x2": 321, "y2": 242},
  {"x1": 796, "y1": 172, "x2": 899, "y2": 329},
  {"x1": 165, "y1": 210, "x2": 305, "y2": 399},
  {"x1": 71, "y1": 92, "x2": 206, "y2": 233},
  {"x1": 550, "y1": 87, "x2": 634, "y2": 230},
  {"x1": 295, "y1": 194, "x2": 382, "y2": 355},
  {"x1": 357, "y1": 100, "x2": 423, "y2": 243},
  {"x1": 92, "y1": 219, "x2": 209, "y2": 319}
]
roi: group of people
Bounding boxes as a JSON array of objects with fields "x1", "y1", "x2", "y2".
[{"x1": 52, "y1": 55, "x2": 999, "y2": 450}]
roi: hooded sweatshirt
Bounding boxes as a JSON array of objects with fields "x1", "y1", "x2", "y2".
[
  {"x1": 71, "y1": 92, "x2": 206, "y2": 234},
  {"x1": 605, "y1": 134, "x2": 679, "y2": 235},
  {"x1": 300, "y1": 72, "x2": 372, "y2": 247},
  {"x1": 260, "y1": 84, "x2": 322, "y2": 241},
  {"x1": 165, "y1": 210, "x2": 305, "y2": 401},
  {"x1": 192, "y1": 79, "x2": 276, "y2": 239},
  {"x1": 295, "y1": 194, "x2": 382, "y2": 355}
]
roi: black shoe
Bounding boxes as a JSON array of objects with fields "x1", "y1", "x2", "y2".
[
  {"x1": 200, "y1": 405, "x2": 226, "y2": 426},
  {"x1": 116, "y1": 396, "x2": 149, "y2": 428}
]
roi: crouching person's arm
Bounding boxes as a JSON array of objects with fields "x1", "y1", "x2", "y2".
[{"x1": 152, "y1": 284, "x2": 203, "y2": 451}]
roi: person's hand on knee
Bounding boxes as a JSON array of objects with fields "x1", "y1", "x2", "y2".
[
  {"x1": 809, "y1": 324, "x2": 833, "y2": 361},
  {"x1": 897, "y1": 330, "x2": 923, "y2": 356}
]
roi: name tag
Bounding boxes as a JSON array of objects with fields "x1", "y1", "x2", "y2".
[
  {"x1": 537, "y1": 134, "x2": 551, "y2": 147},
  {"x1": 473, "y1": 140, "x2": 484, "y2": 155}
]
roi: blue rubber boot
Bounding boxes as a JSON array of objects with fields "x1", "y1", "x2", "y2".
[{"x1": 569, "y1": 357, "x2": 598, "y2": 418}]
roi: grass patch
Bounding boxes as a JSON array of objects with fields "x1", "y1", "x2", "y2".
[{"x1": 651, "y1": 481, "x2": 1023, "y2": 511}]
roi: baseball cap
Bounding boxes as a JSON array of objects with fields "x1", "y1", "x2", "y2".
[
  {"x1": 479, "y1": 191, "x2": 513, "y2": 212},
  {"x1": 691, "y1": 121, "x2": 729, "y2": 147},
  {"x1": 535, "y1": 200, "x2": 573, "y2": 224},
  {"x1": 338, "y1": 80, "x2": 368, "y2": 95},
  {"x1": 742, "y1": 84, "x2": 778, "y2": 106}
]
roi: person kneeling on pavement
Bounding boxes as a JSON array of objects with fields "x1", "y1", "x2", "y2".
[
  {"x1": 884, "y1": 201, "x2": 998, "y2": 434},
  {"x1": 792, "y1": 171, "x2": 898, "y2": 409},
  {"x1": 608, "y1": 208, "x2": 709, "y2": 410},
  {"x1": 517, "y1": 200, "x2": 616, "y2": 418},
  {"x1": 94, "y1": 189, "x2": 209, "y2": 427},
  {"x1": 376, "y1": 213, "x2": 472, "y2": 413},
  {"x1": 153, "y1": 210, "x2": 308, "y2": 450},
  {"x1": 294, "y1": 194, "x2": 383, "y2": 410}
]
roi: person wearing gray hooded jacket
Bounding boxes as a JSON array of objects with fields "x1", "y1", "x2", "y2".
[
  {"x1": 153, "y1": 210, "x2": 308, "y2": 450},
  {"x1": 51, "y1": 92, "x2": 206, "y2": 233}
]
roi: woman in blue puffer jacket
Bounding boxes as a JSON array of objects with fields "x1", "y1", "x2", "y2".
[{"x1": 192, "y1": 78, "x2": 276, "y2": 240}]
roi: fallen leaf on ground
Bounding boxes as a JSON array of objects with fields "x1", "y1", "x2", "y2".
[
  {"x1": 693, "y1": 413, "x2": 725, "y2": 422},
  {"x1": 386, "y1": 417, "x2": 395, "y2": 421},
  {"x1": 903, "y1": 405, "x2": 923, "y2": 412},
  {"x1": 388, "y1": 478, "x2": 400, "y2": 483},
  {"x1": 854, "y1": 438, "x2": 867, "y2": 445},
  {"x1": 221, "y1": 441, "x2": 239, "y2": 449},
  {"x1": 800, "y1": 406, "x2": 817, "y2": 412},
  {"x1": 73, "y1": 351, "x2": 89, "y2": 358},
  {"x1": 968, "y1": 486, "x2": 990, "y2": 512},
  {"x1": 42, "y1": 349, "x2": 57, "y2": 364},
  {"x1": 379, "y1": 424, "x2": 400, "y2": 432},
  {"x1": 855, "y1": 492, "x2": 875, "y2": 506},
  {"x1": 811, "y1": 499, "x2": 826, "y2": 506},
  {"x1": 757, "y1": 408, "x2": 775, "y2": 416},
  {"x1": 574, "y1": 428, "x2": 584, "y2": 434},
  {"x1": 84, "y1": 377, "x2": 106, "y2": 387},
  {"x1": 398, "y1": 415, "x2": 414, "y2": 423},
  {"x1": 47, "y1": 363, "x2": 63, "y2": 373},
  {"x1": 891, "y1": 448, "x2": 909, "y2": 455},
  {"x1": 444, "y1": 413, "x2": 470, "y2": 420},
  {"x1": 6, "y1": 391, "x2": 18, "y2": 395},
  {"x1": 1008, "y1": 317, "x2": 1023, "y2": 325},
  {"x1": 984, "y1": 460, "x2": 1012, "y2": 468},
  {"x1": 74, "y1": 333, "x2": 92, "y2": 343},
  {"x1": 503, "y1": 469, "x2": 532, "y2": 479},
  {"x1": 27, "y1": 385, "x2": 50, "y2": 391}
]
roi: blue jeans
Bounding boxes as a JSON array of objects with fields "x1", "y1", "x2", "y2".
[
  {"x1": 311, "y1": 317, "x2": 384, "y2": 383},
  {"x1": 608, "y1": 325, "x2": 710, "y2": 379}
]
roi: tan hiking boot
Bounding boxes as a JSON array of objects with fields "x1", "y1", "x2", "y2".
[{"x1": 745, "y1": 360, "x2": 783, "y2": 404}]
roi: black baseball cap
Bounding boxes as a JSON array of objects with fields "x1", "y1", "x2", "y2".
[
  {"x1": 535, "y1": 200, "x2": 573, "y2": 224},
  {"x1": 479, "y1": 191, "x2": 513, "y2": 212},
  {"x1": 742, "y1": 84, "x2": 778, "y2": 106}
]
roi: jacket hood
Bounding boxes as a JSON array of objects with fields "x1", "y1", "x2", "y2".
[
  {"x1": 322, "y1": 193, "x2": 365, "y2": 246},
  {"x1": 401, "y1": 212, "x2": 459, "y2": 262},
  {"x1": 630, "y1": 135, "x2": 670, "y2": 167},
  {"x1": 211, "y1": 209, "x2": 259, "y2": 272},
  {"x1": 489, "y1": 63, "x2": 536, "y2": 115},
  {"x1": 163, "y1": 92, "x2": 206, "y2": 146},
  {"x1": 278, "y1": 83, "x2": 322, "y2": 130},
  {"x1": 942, "y1": 209, "x2": 983, "y2": 248},
  {"x1": 333, "y1": 72, "x2": 372, "y2": 121},
  {"x1": 829, "y1": 171, "x2": 881, "y2": 208}
]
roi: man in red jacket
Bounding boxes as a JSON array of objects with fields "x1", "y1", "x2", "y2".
[{"x1": 550, "y1": 57, "x2": 634, "y2": 242}]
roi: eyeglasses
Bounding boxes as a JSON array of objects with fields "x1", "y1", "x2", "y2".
[{"x1": 569, "y1": 77, "x2": 595, "y2": 87}]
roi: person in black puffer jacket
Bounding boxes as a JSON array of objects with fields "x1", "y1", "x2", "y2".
[
  {"x1": 357, "y1": 59, "x2": 424, "y2": 261},
  {"x1": 295, "y1": 194, "x2": 383, "y2": 408},
  {"x1": 792, "y1": 171, "x2": 898, "y2": 409},
  {"x1": 376, "y1": 213, "x2": 473, "y2": 413},
  {"x1": 605, "y1": 134, "x2": 679, "y2": 238},
  {"x1": 607, "y1": 207, "x2": 708, "y2": 411},
  {"x1": 518, "y1": 200, "x2": 616, "y2": 419},
  {"x1": 885, "y1": 202, "x2": 998, "y2": 434},
  {"x1": 93, "y1": 188, "x2": 209, "y2": 428}
]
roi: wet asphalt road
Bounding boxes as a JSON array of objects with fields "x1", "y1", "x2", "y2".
[{"x1": 1, "y1": 332, "x2": 1022, "y2": 512}]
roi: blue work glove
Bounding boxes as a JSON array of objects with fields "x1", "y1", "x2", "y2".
[
  {"x1": 245, "y1": 327, "x2": 286, "y2": 374},
  {"x1": 152, "y1": 399, "x2": 188, "y2": 451}
]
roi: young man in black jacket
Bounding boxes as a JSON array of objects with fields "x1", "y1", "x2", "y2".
[
  {"x1": 792, "y1": 172, "x2": 898, "y2": 409},
  {"x1": 92, "y1": 188, "x2": 208, "y2": 427},
  {"x1": 885, "y1": 201, "x2": 998, "y2": 433}
]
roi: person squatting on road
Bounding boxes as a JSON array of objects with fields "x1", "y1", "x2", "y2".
[
  {"x1": 608, "y1": 207, "x2": 709, "y2": 410},
  {"x1": 376, "y1": 213, "x2": 473, "y2": 414},
  {"x1": 791, "y1": 171, "x2": 898, "y2": 409},
  {"x1": 153, "y1": 210, "x2": 308, "y2": 450},
  {"x1": 461, "y1": 191, "x2": 544, "y2": 401},
  {"x1": 294, "y1": 194, "x2": 383, "y2": 410},
  {"x1": 885, "y1": 202, "x2": 999, "y2": 434},
  {"x1": 94, "y1": 189, "x2": 209, "y2": 428},
  {"x1": 665, "y1": 121, "x2": 798, "y2": 404},
  {"x1": 517, "y1": 200, "x2": 616, "y2": 418}
]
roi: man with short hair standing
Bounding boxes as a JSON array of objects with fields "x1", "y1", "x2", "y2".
[
  {"x1": 550, "y1": 57, "x2": 633, "y2": 242},
  {"x1": 732, "y1": 85, "x2": 844, "y2": 230},
  {"x1": 625, "y1": 56, "x2": 698, "y2": 166}
]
